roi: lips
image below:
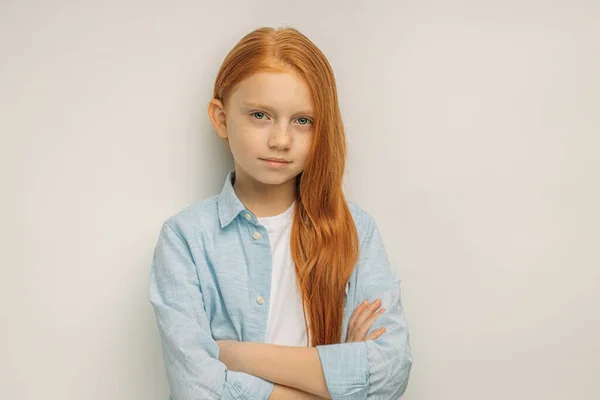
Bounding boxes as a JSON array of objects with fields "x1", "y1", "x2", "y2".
[{"x1": 261, "y1": 158, "x2": 290, "y2": 163}]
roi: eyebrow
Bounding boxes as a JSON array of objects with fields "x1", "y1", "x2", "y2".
[{"x1": 241, "y1": 101, "x2": 315, "y2": 117}]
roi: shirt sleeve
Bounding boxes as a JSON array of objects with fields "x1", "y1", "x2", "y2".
[
  {"x1": 149, "y1": 220, "x2": 275, "y2": 400},
  {"x1": 315, "y1": 210, "x2": 413, "y2": 399}
]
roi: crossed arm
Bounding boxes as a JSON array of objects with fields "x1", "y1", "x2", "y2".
[
  {"x1": 216, "y1": 298, "x2": 387, "y2": 399},
  {"x1": 218, "y1": 342, "x2": 329, "y2": 399}
]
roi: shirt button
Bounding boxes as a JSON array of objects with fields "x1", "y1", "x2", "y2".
[
  {"x1": 252, "y1": 231, "x2": 261, "y2": 240},
  {"x1": 256, "y1": 295, "x2": 265, "y2": 305},
  {"x1": 245, "y1": 213, "x2": 252, "y2": 221}
]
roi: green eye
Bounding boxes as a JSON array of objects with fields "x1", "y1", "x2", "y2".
[
  {"x1": 297, "y1": 117, "x2": 312, "y2": 125},
  {"x1": 252, "y1": 112, "x2": 266, "y2": 119}
]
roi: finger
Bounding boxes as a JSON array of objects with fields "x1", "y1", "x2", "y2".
[
  {"x1": 354, "y1": 299, "x2": 382, "y2": 329},
  {"x1": 348, "y1": 300, "x2": 369, "y2": 329},
  {"x1": 360, "y1": 307, "x2": 386, "y2": 333},
  {"x1": 354, "y1": 299, "x2": 381, "y2": 330},
  {"x1": 365, "y1": 327, "x2": 386, "y2": 341},
  {"x1": 355, "y1": 307, "x2": 386, "y2": 341}
]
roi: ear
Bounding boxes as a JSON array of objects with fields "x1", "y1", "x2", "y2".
[{"x1": 208, "y1": 98, "x2": 228, "y2": 140}]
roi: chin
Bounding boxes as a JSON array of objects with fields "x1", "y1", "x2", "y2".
[
  {"x1": 245, "y1": 169, "x2": 296, "y2": 186},
  {"x1": 256, "y1": 173, "x2": 294, "y2": 186}
]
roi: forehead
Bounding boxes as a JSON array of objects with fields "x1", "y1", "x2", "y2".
[{"x1": 229, "y1": 71, "x2": 314, "y2": 112}]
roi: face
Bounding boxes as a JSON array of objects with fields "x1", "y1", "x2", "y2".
[{"x1": 209, "y1": 70, "x2": 315, "y2": 188}]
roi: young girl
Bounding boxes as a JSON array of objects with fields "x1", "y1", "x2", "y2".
[{"x1": 150, "y1": 26, "x2": 412, "y2": 400}]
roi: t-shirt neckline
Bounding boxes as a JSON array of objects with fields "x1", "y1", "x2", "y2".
[{"x1": 257, "y1": 201, "x2": 295, "y2": 231}]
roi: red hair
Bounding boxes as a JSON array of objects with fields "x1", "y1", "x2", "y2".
[{"x1": 212, "y1": 26, "x2": 359, "y2": 346}]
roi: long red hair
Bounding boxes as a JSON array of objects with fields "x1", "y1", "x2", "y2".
[{"x1": 212, "y1": 26, "x2": 359, "y2": 346}]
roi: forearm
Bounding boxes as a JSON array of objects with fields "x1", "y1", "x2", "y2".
[
  {"x1": 269, "y1": 384, "x2": 328, "y2": 400},
  {"x1": 237, "y1": 343, "x2": 331, "y2": 399}
]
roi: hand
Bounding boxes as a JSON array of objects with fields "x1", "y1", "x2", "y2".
[
  {"x1": 216, "y1": 340, "x2": 242, "y2": 371},
  {"x1": 346, "y1": 299, "x2": 386, "y2": 342}
]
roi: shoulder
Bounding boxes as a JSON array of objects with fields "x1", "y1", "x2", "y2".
[
  {"x1": 161, "y1": 194, "x2": 220, "y2": 239},
  {"x1": 346, "y1": 200, "x2": 399, "y2": 285},
  {"x1": 347, "y1": 200, "x2": 379, "y2": 245},
  {"x1": 347, "y1": 199, "x2": 373, "y2": 223}
]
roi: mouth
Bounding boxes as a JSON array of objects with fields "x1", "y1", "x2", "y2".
[
  {"x1": 260, "y1": 158, "x2": 291, "y2": 163},
  {"x1": 260, "y1": 158, "x2": 291, "y2": 167}
]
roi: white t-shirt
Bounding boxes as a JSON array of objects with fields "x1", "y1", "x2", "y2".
[{"x1": 257, "y1": 202, "x2": 309, "y2": 347}]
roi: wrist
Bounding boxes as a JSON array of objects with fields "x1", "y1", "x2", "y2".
[
  {"x1": 235, "y1": 341, "x2": 256, "y2": 374},
  {"x1": 218, "y1": 340, "x2": 245, "y2": 372}
]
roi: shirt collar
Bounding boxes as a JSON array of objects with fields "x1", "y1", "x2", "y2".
[{"x1": 217, "y1": 169, "x2": 248, "y2": 228}]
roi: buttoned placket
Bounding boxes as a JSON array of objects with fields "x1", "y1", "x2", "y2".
[{"x1": 242, "y1": 210, "x2": 272, "y2": 342}]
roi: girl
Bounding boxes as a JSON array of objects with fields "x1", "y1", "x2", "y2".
[{"x1": 150, "y1": 26, "x2": 412, "y2": 400}]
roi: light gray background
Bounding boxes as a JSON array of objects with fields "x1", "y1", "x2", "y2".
[{"x1": 1, "y1": 1, "x2": 598, "y2": 399}]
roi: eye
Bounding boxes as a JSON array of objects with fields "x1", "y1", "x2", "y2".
[
  {"x1": 251, "y1": 111, "x2": 267, "y2": 120},
  {"x1": 296, "y1": 117, "x2": 313, "y2": 125}
]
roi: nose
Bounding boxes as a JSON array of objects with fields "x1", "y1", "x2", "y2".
[{"x1": 268, "y1": 122, "x2": 292, "y2": 149}]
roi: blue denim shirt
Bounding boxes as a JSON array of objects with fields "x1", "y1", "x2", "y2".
[{"x1": 149, "y1": 170, "x2": 412, "y2": 400}]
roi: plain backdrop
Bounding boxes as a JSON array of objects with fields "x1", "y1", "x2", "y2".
[{"x1": 1, "y1": 1, "x2": 599, "y2": 399}]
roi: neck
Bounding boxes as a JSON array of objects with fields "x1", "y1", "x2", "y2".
[{"x1": 232, "y1": 168, "x2": 297, "y2": 218}]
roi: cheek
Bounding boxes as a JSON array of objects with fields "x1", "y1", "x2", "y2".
[
  {"x1": 228, "y1": 125, "x2": 262, "y2": 155},
  {"x1": 299, "y1": 134, "x2": 314, "y2": 151},
  {"x1": 296, "y1": 135, "x2": 314, "y2": 162}
]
